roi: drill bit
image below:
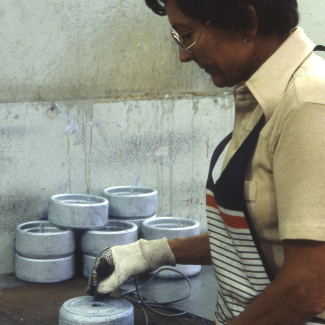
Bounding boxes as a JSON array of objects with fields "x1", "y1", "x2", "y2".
[
  {"x1": 91, "y1": 269, "x2": 98, "y2": 288},
  {"x1": 92, "y1": 269, "x2": 111, "y2": 302}
]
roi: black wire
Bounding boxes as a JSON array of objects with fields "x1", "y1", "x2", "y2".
[
  {"x1": 120, "y1": 293, "x2": 149, "y2": 324},
  {"x1": 121, "y1": 267, "x2": 193, "y2": 324},
  {"x1": 134, "y1": 275, "x2": 188, "y2": 317}
]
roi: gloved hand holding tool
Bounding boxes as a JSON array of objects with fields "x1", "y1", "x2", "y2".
[{"x1": 87, "y1": 238, "x2": 176, "y2": 300}]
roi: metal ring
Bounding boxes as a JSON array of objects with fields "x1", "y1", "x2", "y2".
[
  {"x1": 15, "y1": 221, "x2": 75, "y2": 259},
  {"x1": 15, "y1": 253, "x2": 75, "y2": 283},
  {"x1": 142, "y1": 217, "x2": 201, "y2": 278},
  {"x1": 102, "y1": 186, "x2": 157, "y2": 218},
  {"x1": 141, "y1": 217, "x2": 200, "y2": 240},
  {"x1": 108, "y1": 215, "x2": 156, "y2": 238},
  {"x1": 59, "y1": 296, "x2": 134, "y2": 325},
  {"x1": 80, "y1": 220, "x2": 138, "y2": 256},
  {"x1": 48, "y1": 194, "x2": 109, "y2": 229}
]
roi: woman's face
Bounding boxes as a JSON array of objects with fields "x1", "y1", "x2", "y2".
[{"x1": 165, "y1": 0, "x2": 257, "y2": 88}]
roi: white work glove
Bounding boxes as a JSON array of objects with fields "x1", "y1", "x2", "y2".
[{"x1": 87, "y1": 238, "x2": 176, "y2": 297}]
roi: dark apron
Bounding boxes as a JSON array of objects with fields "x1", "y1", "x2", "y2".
[
  {"x1": 206, "y1": 114, "x2": 271, "y2": 324},
  {"x1": 206, "y1": 110, "x2": 325, "y2": 324}
]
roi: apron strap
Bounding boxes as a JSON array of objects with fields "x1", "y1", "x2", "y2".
[
  {"x1": 209, "y1": 132, "x2": 232, "y2": 173},
  {"x1": 309, "y1": 317, "x2": 325, "y2": 324},
  {"x1": 206, "y1": 132, "x2": 232, "y2": 189},
  {"x1": 314, "y1": 45, "x2": 325, "y2": 52}
]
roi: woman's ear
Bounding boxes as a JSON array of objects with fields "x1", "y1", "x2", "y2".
[{"x1": 237, "y1": 4, "x2": 258, "y2": 42}]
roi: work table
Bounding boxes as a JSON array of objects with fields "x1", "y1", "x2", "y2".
[{"x1": 0, "y1": 266, "x2": 217, "y2": 324}]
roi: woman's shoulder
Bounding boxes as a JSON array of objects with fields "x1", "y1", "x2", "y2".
[
  {"x1": 266, "y1": 53, "x2": 325, "y2": 149},
  {"x1": 291, "y1": 53, "x2": 325, "y2": 106}
]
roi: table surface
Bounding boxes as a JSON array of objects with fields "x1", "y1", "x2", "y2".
[
  {"x1": 120, "y1": 265, "x2": 218, "y2": 322},
  {"x1": 0, "y1": 266, "x2": 218, "y2": 325}
]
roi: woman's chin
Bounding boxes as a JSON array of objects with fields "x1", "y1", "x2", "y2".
[{"x1": 210, "y1": 74, "x2": 230, "y2": 88}]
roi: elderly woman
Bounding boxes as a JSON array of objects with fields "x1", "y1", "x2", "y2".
[{"x1": 88, "y1": 0, "x2": 325, "y2": 324}]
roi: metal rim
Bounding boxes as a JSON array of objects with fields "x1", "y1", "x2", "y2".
[
  {"x1": 50, "y1": 194, "x2": 108, "y2": 207},
  {"x1": 108, "y1": 215, "x2": 156, "y2": 237},
  {"x1": 102, "y1": 186, "x2": 157, "y2": 198},
  {"x1": 108, "y1": 214, "x2": 156, "y2": 222},
  {"x1": 86, "y1": 220, "x2": 137, "y2": 235},
  {"x1": 151, "y1": 265, "x2": 201, "y2": 278},
  {"x1": 142, "y1": 217, "x2": 199, "y2": 231},
  {"x1": 16, "y1": 220, "x2": 72, "y2": 236},
  {"x1": 108, "y1": 214, "x2": 158, "y2": 221}
]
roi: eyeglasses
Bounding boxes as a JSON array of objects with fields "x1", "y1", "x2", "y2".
[
  {"x1": 170, "y1": 21, "x2": 210, "y2": 54},
  {"x1": 170, "y1": 26, "x2": 204, "y2": 54}
]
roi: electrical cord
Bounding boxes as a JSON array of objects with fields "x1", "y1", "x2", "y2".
[{"x1": 121, "y1": 267, "x2": 193, "y2": 324}]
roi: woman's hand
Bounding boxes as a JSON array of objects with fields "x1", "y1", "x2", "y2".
[{"x1": 87, "y1": 238, "x2": 176, "y2": 296}]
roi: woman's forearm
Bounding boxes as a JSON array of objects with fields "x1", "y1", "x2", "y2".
[
  {"x1": 227, "y1": 240, "x2": 325, "y2": 325},
  {"x1": 168, "y1": 232, "x2": 212, "y2": 265}
]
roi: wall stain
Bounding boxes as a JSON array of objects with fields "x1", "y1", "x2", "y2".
[
  {"x1": 192, "y1": 99, "x2": 199, "y2": 115},
  {"x1": 206, "y1": 136, "x2": 210, "y2": 159},
  {"x1": 66, "y1": 125, "x2": 72, "y2": 193},
  {"x1": 83, "y1": 104, "x2": 94, "y2": 194},
  {"x1": 64, "y1": 102, "x2": 95, "y2": 194},
  {"x1": 46, "y1": 102, "x2": 60, "y2": 119}
]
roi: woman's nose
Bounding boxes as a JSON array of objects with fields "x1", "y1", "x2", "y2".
[{"x1": 179, "y1": 48, "x2": 194, "y2": 63}]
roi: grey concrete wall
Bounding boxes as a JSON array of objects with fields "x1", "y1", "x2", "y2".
[
  {"x1": 0, "y1": 95, "x2": 235, "y2": 275},
  {"x1": 0, "y1": 0, "x2": 219, "y2": 103},
  {"x1": 0, "y1": 0, "x2": 324, "y2": 275},
  {"x1": 299, "y1": 0, "x2": 325, "y2": 60}
]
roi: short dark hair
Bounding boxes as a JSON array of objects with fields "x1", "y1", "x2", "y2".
[{"x1": 145, "y1": 0, "x2": 299, "y2": 37}]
